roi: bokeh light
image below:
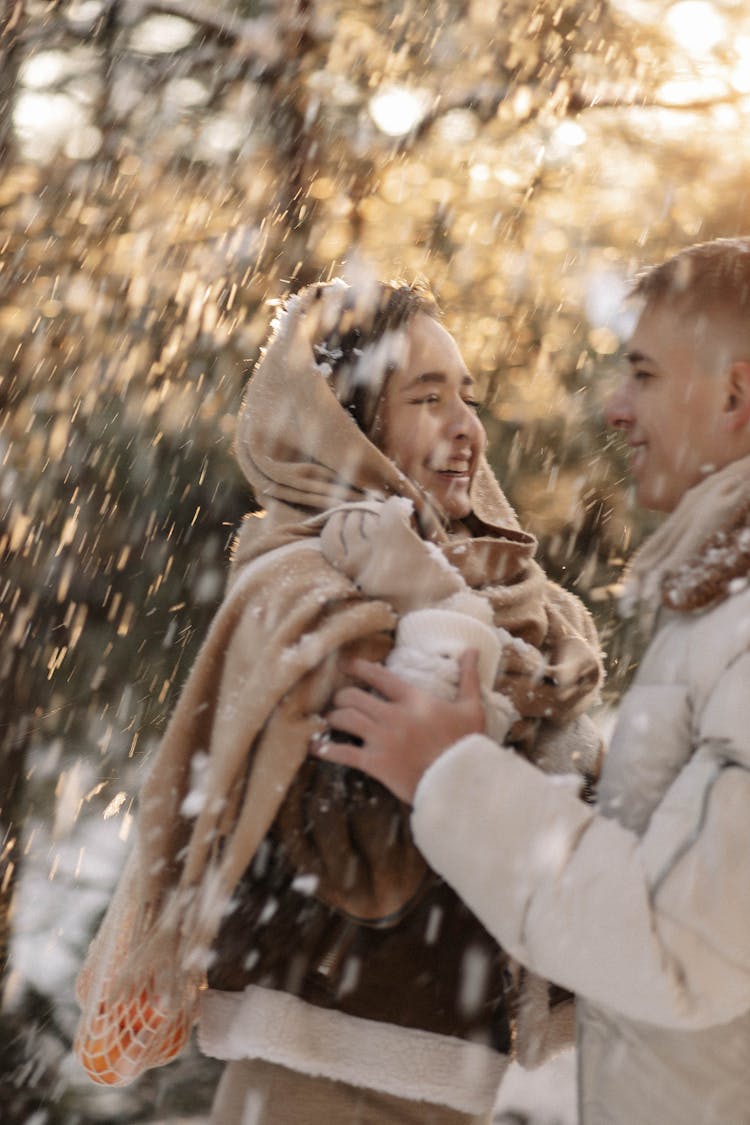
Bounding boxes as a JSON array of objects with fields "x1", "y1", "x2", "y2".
[
  {"x1": 666, "y1": 1, "x2": 725, "y2": 55},
  {"x1": 369, "y1": 87, "x2": 429, "y2": 137}
]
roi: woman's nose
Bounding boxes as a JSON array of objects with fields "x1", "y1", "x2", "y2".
[{"x1": 447, "y1": 398, "x2": 479, "y2": 439}]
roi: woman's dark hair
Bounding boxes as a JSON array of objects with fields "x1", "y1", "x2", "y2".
[{"x1": 313, "y1": 279, "x2": 440, "y2": 434}]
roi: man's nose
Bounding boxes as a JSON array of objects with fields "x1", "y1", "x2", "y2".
[{"x1": 605, "y1": 383, "x2": 634, "y2": 431}]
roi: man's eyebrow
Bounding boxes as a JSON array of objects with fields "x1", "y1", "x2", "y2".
[{"x1": 626, "y1": 349, "x2": 655, "y2": 366}]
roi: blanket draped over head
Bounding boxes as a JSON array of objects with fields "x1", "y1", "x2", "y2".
[{"x1": 75, "y1": 284, "x2": 602, "y2": 1076}]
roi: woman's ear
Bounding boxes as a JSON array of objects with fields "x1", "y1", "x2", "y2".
[{"x1": 723, "y1": 361, "x2": 750, "y2": 431}]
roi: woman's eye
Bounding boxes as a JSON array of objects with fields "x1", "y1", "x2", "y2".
[
  {"x1": 411, "y1": 394, "x2": 440, "y2": 405},
  {"x1": 633, "y1": 369, "x2": 653, "y2": 383},
  {"x1": 464, "y1": 398, "x2": 482, "y2": 412}
]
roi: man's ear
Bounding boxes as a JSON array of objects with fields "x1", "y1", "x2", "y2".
[{"x1": 722, "y1": 361, "x2": 750, "y2": 431}]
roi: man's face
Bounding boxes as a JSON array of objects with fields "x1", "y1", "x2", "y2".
[
  {"x1": 378, "y1": 313, "x2": 486, "y2": 521},
  {"x1": 606, "y1": 302, "x2": 731, "y2": 512}
]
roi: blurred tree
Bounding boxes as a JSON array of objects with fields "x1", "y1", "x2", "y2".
[
  {"x1": 0, "y1": 2, "x2": 23, "y2": 164},
  {"x1": 2, "y1": 0, "x2": 750, "y2": 1119}
]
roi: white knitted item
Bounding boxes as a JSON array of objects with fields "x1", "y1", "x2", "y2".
[
  {"x1": 392, "y1": 608, "x2": 502, "y2": 694},
  {"x1": 386, "y1": 644, "x2": 458, "y2": 700},
  {"x1": 485, "y1": 691, "x2": 520, "y2": 747},
  {"x1": 436, "y1": 590, "x2": 494, "y2": 626}
]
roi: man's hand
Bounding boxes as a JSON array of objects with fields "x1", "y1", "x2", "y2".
[{"x1": 314, "y1": 650, "x2": 485, "y2": 804}]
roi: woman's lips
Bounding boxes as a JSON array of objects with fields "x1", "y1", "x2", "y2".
[
  {"x1": 629, "y1": 444, "x2": 647, "y2": 472},
  {"x1": 434, "y1": 469, "x2": 471, "y2": 483}
]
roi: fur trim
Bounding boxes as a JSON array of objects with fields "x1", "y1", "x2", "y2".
[
  {"x1": 662, "y1": 500, "x2": 750, "y2": 613},
  {"x1": 198, "y1": 985, "x2": 508, "y2": 1114}
]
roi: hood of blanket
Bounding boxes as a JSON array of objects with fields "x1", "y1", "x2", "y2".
[{"x1": 232, "y1": 288, "x2": 524, "y2": 567}]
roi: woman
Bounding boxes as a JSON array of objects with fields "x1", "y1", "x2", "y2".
[{"x1": 75, "y1": 279, "x2": 602, "y2": 1124}]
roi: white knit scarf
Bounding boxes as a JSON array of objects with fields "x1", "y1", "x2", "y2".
[{"x1": 620, "y1": 453, "x2": 750, "y2": 623}]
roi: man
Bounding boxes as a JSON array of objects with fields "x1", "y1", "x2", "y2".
[{"x1": 318, "y1": 238, "x2": 750, "y2": 1124}]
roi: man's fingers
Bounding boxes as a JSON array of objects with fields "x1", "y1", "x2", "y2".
[
  {"x1": 344, "y1": 658, "x2": 411, "y2": 701},
  {"x1": 332, "y1": 685, "x2": 393, "y2": 721},
  {"x1": 457, "y1": 649, "x2": 482, "y2": 699},
  {"x1": 326, "y1": 705, "x2": 378, "y2": 744},
  {"x1": 316, "y1": 739, "x2": 370, "y2": 773},
  {"x1": 315, "y1": 736, "x2": 397, "y2": 798}
]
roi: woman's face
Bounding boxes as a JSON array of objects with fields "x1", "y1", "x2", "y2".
[{"x1": 378, "y1": 312, "x2": 486, "y2": 520}]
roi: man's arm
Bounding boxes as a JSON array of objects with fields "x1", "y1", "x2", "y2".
[
  {"x1": 318, "y1": 652, "x2": 750, "y2": 1032},
  {"x1": 409, "y1": 730, "x2": 750, "y2": 1031}
]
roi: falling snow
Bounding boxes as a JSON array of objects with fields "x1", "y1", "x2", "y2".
[{"x1": 3, "y1": 0, "x2": 749, "y2": 1121}]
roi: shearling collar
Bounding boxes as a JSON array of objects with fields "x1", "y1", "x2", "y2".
[
  {"x1": 619, "y1": 455, "x2": 750, "y2": 625},
  {"x1": 662, "y1": 500, "x2": 750, "y2": 613}
]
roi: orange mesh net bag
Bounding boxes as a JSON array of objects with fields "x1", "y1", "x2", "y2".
[
  {"x1": 75, "y1": 977, "x2": 195, "y2": 1086},
  {"x1": 74, "y1": 849, "x2": 200, "y2": 1087}
]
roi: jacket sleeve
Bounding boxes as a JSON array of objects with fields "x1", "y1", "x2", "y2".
[{"x1": 411, "y1": 651, "x2": 750, "y2": 1031}]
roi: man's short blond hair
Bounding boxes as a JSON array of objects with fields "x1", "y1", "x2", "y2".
[{"x1": 632, "y1": 237, "x2": 750, "y2": 321}]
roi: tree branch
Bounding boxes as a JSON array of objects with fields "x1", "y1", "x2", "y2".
[
  {"x1": 127, "y1": 0, "x2": 300, "y2": 68},
  {"x1": 394, "y1": 80, "x2": 749, "y2": 154}
]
